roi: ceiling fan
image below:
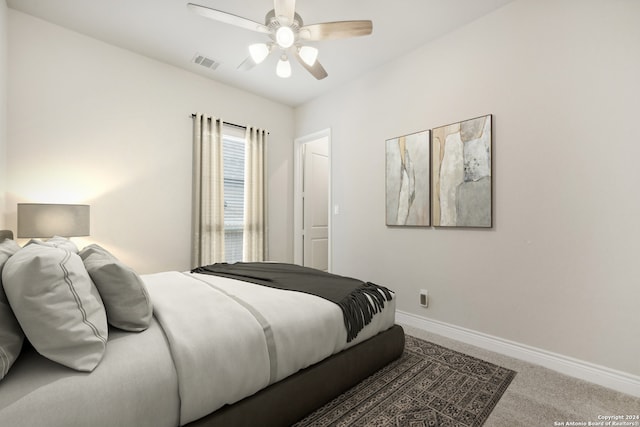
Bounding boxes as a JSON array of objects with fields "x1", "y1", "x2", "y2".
[{"x1": 187, "y1": 0, "x2": 373, "y2": 80}]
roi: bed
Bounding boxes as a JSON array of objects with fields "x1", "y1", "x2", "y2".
[{"x1": 0, "y1": 232, "x2": 404, "y2": 427}]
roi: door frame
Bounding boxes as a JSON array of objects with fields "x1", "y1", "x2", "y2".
[{"x1": 293, "y1": 128, "x2": 332, "y2": 271}]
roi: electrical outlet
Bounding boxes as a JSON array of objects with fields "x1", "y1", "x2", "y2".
[{"x1": 419, "y1": 289, "x2": 428, "y2": 308}]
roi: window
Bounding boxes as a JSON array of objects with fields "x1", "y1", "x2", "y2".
[
  {"x1": 222, "y1": 134, "x2": 245, "y2": 263},
  {"x1": 192, "y1": 116, "x2": 265, "y2": 267}
]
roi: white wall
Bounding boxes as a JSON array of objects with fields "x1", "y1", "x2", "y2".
[
  {"x1": 0, "y1": 0, "x2": 7, "y2": 229},
  {"x1": 7, "y1": 10, "x2": 295, "y2": 272},
  {"x1": 295, "y1": 0, "x2": 640, "y2": 377}
]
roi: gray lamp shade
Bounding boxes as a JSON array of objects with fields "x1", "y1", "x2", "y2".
[{"x1": 17, "y1": 204, "x2": 90, "y2": 238}]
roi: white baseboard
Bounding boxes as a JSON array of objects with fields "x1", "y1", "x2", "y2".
[{"x1": 396, "y1": 310, "x2": 640, "y2": 398}]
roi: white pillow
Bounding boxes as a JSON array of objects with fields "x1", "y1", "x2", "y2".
[
  {"x1": 27, "y1": 236, "x2": 79, "y2": 253},
  {"x1": 2, "y1": 244, "x2": 108, "y2": 372},
  {"x1": 80, "y1": 244, "x2": 153, "y2": 332},
  {"x1": 0, "y1": 239, "x2": 24, "y2": 381}
]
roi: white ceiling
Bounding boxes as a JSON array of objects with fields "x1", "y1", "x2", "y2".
[{"x1": 7, "y1": 0, "x2": 515, "y2": 107}]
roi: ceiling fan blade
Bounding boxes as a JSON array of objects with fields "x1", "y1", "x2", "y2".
[
  {"x1": 299, "y1": 20, "x2": 373, "y2": 41},
  {"x1": 274, "y1": 0, "x2": 296, "y2": 23},
  {"x1": 187, "y1": 3, "x2": 270, "y2": 34},
  {"x1": 237, "y1": 56, "x2": 257, "y2": 71},
  {"x1": 293, "y1": 50, "x2": 328, "y2": 80}
]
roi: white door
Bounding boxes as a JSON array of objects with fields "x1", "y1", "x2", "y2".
[{"x1": 302, "y1": 137, "x2": 329, "y2": 271}]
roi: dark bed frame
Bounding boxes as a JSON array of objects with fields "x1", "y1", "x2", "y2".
[{"x1": 186, "y1": 324, "x2": 405, "y2": 427}]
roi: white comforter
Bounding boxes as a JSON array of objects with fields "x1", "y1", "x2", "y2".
[
  {"x1": 147, "y1": 271, "x2": 396, "y2": 425},
  {"x1": 0, "y1": 270, "x2": 395, "y2": 427},
  {"x1": 0, "y1": 319, "x2": 180, "y2": 427}
]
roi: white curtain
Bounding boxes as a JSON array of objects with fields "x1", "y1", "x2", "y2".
[
  {"x1": 192, "y1": 113, "x2": 225, "y2": 267},
  {"x1": 243, "y1": 126, "x2": 267, "y2": 262}
]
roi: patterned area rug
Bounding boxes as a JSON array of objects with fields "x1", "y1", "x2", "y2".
[{"x1": 294, "y1": 334, "x2": 516, "y2": 427}]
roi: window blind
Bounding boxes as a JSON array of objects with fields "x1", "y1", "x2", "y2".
[{"x1": 223, "y1": 136, "x2": 245, "y2": 263}]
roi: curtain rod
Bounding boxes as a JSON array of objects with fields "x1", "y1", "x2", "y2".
[{"x1": 190, "y1": 114, "x2": 246, "y2": 130}]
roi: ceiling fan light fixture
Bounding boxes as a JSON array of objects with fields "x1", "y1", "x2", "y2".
[
  {"x1": 187, "y1": 2, "x2": 373, "y2": 81},
  {"x1": 276, "y1": 55, "x2": 292, "y2": 78},
  {"x1": 298, "y1": 46, "x2": 318, "y2": 66},
  {"x1": 249, "y1": 43, "x2": 270, "y2": 64},
  {"x1": 275, "y1": 26, "x2": 295, "y2": 49}
]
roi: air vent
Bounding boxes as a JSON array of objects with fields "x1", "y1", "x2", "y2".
[{"x1": 192, "y1": 53, "x2": 220, "y2": 71}]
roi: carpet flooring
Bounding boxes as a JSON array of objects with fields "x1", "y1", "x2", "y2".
[
  {"x1": 401, "y1": 325, "x2": 640, "y2": 427},
  {"x1": 295, "y1": 334, "x2": 516, "y2": 427}
]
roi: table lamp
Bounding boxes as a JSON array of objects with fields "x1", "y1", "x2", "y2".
[{"x1": 17, "y1": 203, "x2": 90, "y2": 238}]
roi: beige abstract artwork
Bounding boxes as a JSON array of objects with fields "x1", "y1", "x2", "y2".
[{"x1": 432, "y1": 115, "x2": 492, "y2": 227}]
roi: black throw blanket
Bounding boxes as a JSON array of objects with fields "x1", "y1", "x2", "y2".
[{"x1": 191, "y1": 262, "x2": 393, "y2": 342}]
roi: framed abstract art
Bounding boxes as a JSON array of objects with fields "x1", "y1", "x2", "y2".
[
  {"x1": 431, "y1": 114, "x2": 492, "y2": 228},
  {"x1": 385, "y1": 130, "x2": 430, "y2": 226}
]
